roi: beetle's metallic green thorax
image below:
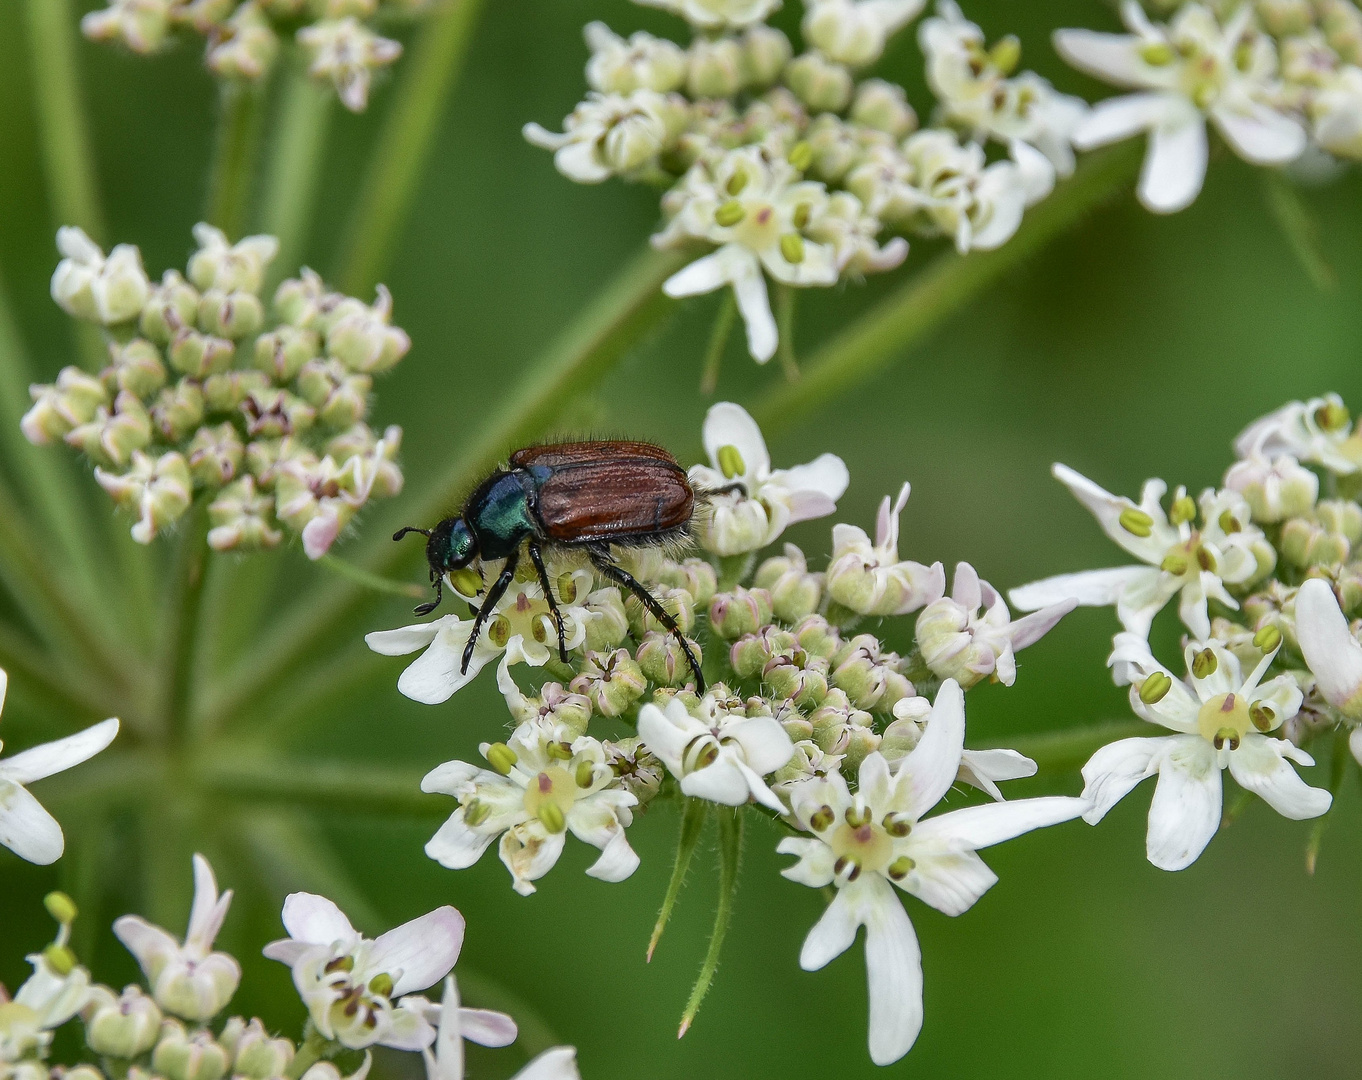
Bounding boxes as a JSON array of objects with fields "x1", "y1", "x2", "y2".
[{"x1": 463, "y1": 470, "x2": 541, "y2": 561}]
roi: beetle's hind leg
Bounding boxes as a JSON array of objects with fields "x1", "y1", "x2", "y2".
[
  {"x1": 463, "y1": 550, "x2": 519, "y2": 675},
  {"x1": 527, "y1": 540, "x2": 569, "y2": 664},
  {"x1": 587, "y1": 546, "x2": 705, "y2": 694}
]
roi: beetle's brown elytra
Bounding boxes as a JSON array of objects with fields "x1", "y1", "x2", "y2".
[{"x1": 394, "y1": 439, "x2": 705, "y2": 692}]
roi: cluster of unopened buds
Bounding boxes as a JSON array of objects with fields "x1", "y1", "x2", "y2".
[
  {"x1": 80, "y1": 0, "x2": 419, "y2": 111},
  {"x1": 525, "y1": 0, "x2": 1090, "y2": 362},
  {"x1": 0, "y1": 857, "x2": 581, "y2": 1080},
  {"x1": 24, "y1": 224, "x2": 409, "y2": 557},
  {"x1": 368, "y1": 402, "x2": 1088, "y2": 1064},
  {"x1": 1011, "y1": 391, "x2": 1362, "y2": 872}
]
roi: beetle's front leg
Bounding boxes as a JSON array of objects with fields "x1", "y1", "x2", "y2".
[
  {"x1": 463, "y1": 551, "x2": 518, "y2": 675},
  {"x1": 527, "y1": 541, "x2": 569, "y2": 664}
]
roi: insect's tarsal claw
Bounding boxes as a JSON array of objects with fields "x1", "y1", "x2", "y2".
[{"x1": 414, "y1": 599, "x2": 439, "y2": 616}]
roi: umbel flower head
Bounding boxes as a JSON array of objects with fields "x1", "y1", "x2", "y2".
[
  {"x1": 82, "y1": 0, "x2": 410, "y2": 112},
  {"x1": 26, "y1": 225, "x2": 410, "y2": 558}
]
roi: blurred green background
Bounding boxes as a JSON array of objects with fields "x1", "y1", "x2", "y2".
[{"x1": 1, "y1": 0, "x2": 1361, "y2": 1077}]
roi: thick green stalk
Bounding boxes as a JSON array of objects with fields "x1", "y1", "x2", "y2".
[
  {"x1": 1305, "y1": 728, "x2": 1352, "y2": 873},
  {"x1": 334, "y1": 0, "x2": 488, "y2": 295},
  {"x1": 751, "y1": 143, "x2": 1142, "y2": 434},
  {"x1": 648, "y1": 797, "x2": 709, "y2": 961},
  {"x1": 206, "y1": 81, "x2": 268, "y2": 239},
  {"x1": 160, "y1": 504, "x2": 210, "y2": 746},
  {"x1": 988, "y1": 718, "x2": 1149, "y2": 773},
  {"x1": 197, "y1": 244, "x2": 689, "y2": 735},
  {"x1": 679, "y1": 805, "x2": 742, "y2": 1038},
  {"x1": 257, "y1": 62, "x2": 333, "y2": 287},
  {"x1": 22, "y1": 0, "x2": 103, "y2": 238},
  {"x1": 774, "y1": 284, "x2": 800, "y2": 382}
]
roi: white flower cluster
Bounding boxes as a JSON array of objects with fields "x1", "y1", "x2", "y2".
[
  {"x1": 368, "y1": 401, "x2": 1084, "y2": 1063},
  {"x1": 0, "y1": 858, "x2": 580, "y2": 1080},
  {"x1": 524, "y1": 0, "x2": 1089, "y2": 362},
  {"x1": 80, "y1": 0, "x2": 413, "y2": 111},
  {"x1": 25, "y1": 225, "x2": 409, "y2": 557},
  {"x1": 1011, "y1": 392, "x2": 1362, "y2": 871},
  {"x1": 1055, "y1": 0, "x2": 1362, "y2": 213}
]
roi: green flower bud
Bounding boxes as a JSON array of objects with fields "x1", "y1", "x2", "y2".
[
  {"x1": 708, "y1": 587, "x2": 774, "y2": 640},
  {"x1": 85, "y1": 985, "x2": 163, "y2": 1058},
  {"x1": 625, "y1": 584, "x2": 695, "y2": 637},
  {"x1": 153, "y1": 1021, "x2": 231, "y2": 1080},
  {"x1": 253, "y1": 326, "x2": 320, "y2": 382},
  {"x1": 187, "y1": 422, "x2": 245, "y2": 488},
  {"x1": 783, "y1": 52, "x2": 853, "y2": 112},
  {"x1": 570, "y1": 649, "x2": 647, "y2": 718},
  {"x1": 65, "y1": 390, "x2": 153, "y2": 466},
  {"x1": 108, "y1": 338, "x2": 168, "y2": 398},
  {"x1": 140, "y1": 270, "x2": 201, "y2": 344},
  {"x1": 221, "y1": 1018, "x2": 294, "y2": 1079},
  {"x1": 637, "y1": 631, "x2": 701, "y2": 687},
  {"x1": 659, "y1": 558, "x2": 717, "y2": 608},
  {"x1": 169, "y1": 328, "x2": 235, "y2": 379},
  {"x1": 741, "y1": 24, "x2": 792, "y2": 87},
  {"x1": 849, "y1": 78, "x2": 917, "y2": 136},
  {"x1": 1317, "y1": 499, "x2": 1362, "y2": 545},
  {"x1": 687, "y1": 36, "x2": 745, "y2": 98},
  {"x1": 202, "y1": 370, "x2": 270, "y2": 415},
  {"x1": 197, "y1": 289, "x2": 264, "y2": 339},
  {"x1": 792, "y1": 614, "x2": 841, "y2": 660},
  {"x1": 150, "y1": 381, "x2": 206, "y2": 443}
]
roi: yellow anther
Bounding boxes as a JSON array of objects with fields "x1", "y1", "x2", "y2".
[
  {"x1": 1161, "y1": 553, "x2": 1189, "y2": 576},
  {"x1": 368, "y1": 973, "x2": 394, "y2": 998},
  {"x1": 726, "y1": 170, "x2": 749, "y2": 195},
  {"x1": 1191, "y1": 648, "x2": 1218, "y2": 679},
  {"x1": 779, "y1": 233, "x2": 805, "y2": 264},
  {"x1": 1139, "y1": 671, "x2": 1172, "y2": 704},
  {"x1": 463, "y1": 798, "x2": 491, "y2": 826},
  {"x1": 1219, "y1": 509, "x2": 1242, "y2": 534},
  {"x1": 486, "y1": 742, "x2": 518, "y2": 775},
  {"x1": 716, "y1": 444, "x2": 746, "y2": 480},
  {"x1": 1250, "y1": 703, "x2": 1276, "y2": 731},
  {"x1": 1252, "y1": 624, "x2": 1282, "y2": 651},
  {"x1": 810, "y1": 805, "x2": 835, "y2": 831},
  {"x1": 575, "y1": 760, "x2": 596, "y2": 788},
  {"x1": 1119, "y1": 507, "x2": 1154, "y2": 537},
  {"x1": 1139, "y1": 41, "x2": 1174, "y2": 64},
  {"x1": 887, "y1": 855, "x2": 915, "y2": 880},
  {"x1": 1169, "y1": 494, "x2": 1196, "y2": 525},
  {"x1": 714, "y1": 200, "x2": 746, "y2": 227},
  {"x1": 538, "y1": 801, "x2": 567, "y2": 833},
  {"x1": 788, "y1": 141, "x2": 813, "y2": 171}
]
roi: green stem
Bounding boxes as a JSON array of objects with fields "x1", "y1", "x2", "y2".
[
  {"x1": 161, "y1": 503, "x2": 210, "y2": 746},
  {"x1": 257, "y1": 60, "x2": 333, "y2": 288},
  {"x1": 699, "y1": 292, "x2": 736, "y2": 395},
  {"x1": 284, "y1": 1029, "x2": 331, "y2": 1080},
  {"x1": 679, "y1": 804, "x2": 742, "y2": 1038},
  {"x1": 194, "y1": 754, "x2": 440, "y2": 815},
  {"x1": 206, "y1": 81, "x2": 267, "y2": 239},
  {"x1": 22, "y1": 0, "x2": 103, "y2": 238},
  {"x1": 774, "y1": 284, "x2": 799, "y2": 383},
  {"x1": 334, "y1": 0, "x2": 488, "y2": 295},
  {"x1": 317, "y1": 553, "x2": 425, "y2": 598},
  {"x1": 988, "y1": 718, "x2": 1150, "y2": 773},
  {"x1": 1261, "y1": 169, "x2": 1335, "y2": 291},
  {"x1": 648, "y1": 796, "x2": 709, "y2": 962},
  {"x1": 1305, "y1": 727, "x2": 1351, "y2": 874},
  {"x1": 196, "y1": 243, "x2": 690, "y2": 737},
  {"x1": 750, "y1": 142, "x2": 1142, "y2": 435}
]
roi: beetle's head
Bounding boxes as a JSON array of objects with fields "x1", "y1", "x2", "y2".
[{"x1": 393, "y1": 518, "x2": 479, "y2": 615}]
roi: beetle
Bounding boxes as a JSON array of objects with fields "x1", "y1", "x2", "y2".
[{"x1": 394, "y1": 439, "x2": 706, "y2": 691}]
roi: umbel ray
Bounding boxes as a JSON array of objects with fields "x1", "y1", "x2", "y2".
[{"x1": 395, "y1": 439, "x2": 708, "y2": 691}]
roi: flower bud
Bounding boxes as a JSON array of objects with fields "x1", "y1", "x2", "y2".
[
  {"x1": 153, "y1": 1022, "x2": 230, "y2": 1080},
  {"x1": 659, "y1": 558, "x2": 717, "y2": 608},
  {"x1": 253, "y1": 325, "x2": 320, "y2": 382},
  {"x1": 1317, "y1": 499, "x2": 1362, "y2": 544},
  {"x1": 792, "y1": 613, "x2": 841, "y2": 659},
  {"x1": 187, "y1": 224, "x2": 278, "y2": 294},
  {"x1": 754, "y1": 544, "x2": 823, "y2": 622},
  {"x1": 203, "y1": 370, "x2": 270, "y2": 415},
  {"x1": 197, "y1": 289, "x2": 265, "y2": 339},
  {"x1": 584, "y1": 23, "x2": 687, "y2": 93},
  {"x1": 324, "y1": 285, "x2": 410, "y2": 373},
  {"x1": 637, "y1": 630, "x2": 702, "y2": 687},
  {"x1": 570, "y1": 649, "x2": 647, "y2": 718},
  {"x1": 169, "y1": 328, "x2": 236, "y2": 379},
  {"x1": 108, "y1": 338, "x2": 168, "y2": 398},
  {"x1": 150, "y1": 381, "x2": 206, "y2": 443},
  {"x1": 1282, "y1": 516, "x2": 1350, "y2": 567},
  {"x1": 66, "y1": 390, "x2": 153, "y2": 466},
  {"x1": 801, "y1": 0, "x2": 888, "y2": 66},
  {"x1": 84, "y1": 985, "x2": 163, "y2": 1058},
  {"x1": 783, "y1": 51, "x2": 854, "y2": 112},
  {"x1": 736, "y1": 24, "x2": 791, "y2": 87},
  {"x1": 729, "y1": 626, "x2": 799, "y2": 678},
  {"x1": 849, "y1": 78, "x2": 917, "y2": 136},
  {"x1": 95, "y1": 451, "x2": 192, "y2": 543},
  {"x1": 708, "y1": 586, "x2": 773, "y2": 639},
  {"x1": 625, "y1": 583, "x2": 695, "y2": 637},
  {"x1": 687, "y1": 36, "x2": 746, "y2": 98},
  {"x1": 219, "y1": 1018, "x2": 294, "y2": 1080},
  {"x1": 187, "y1": 422, "x2": 245, "y2": 487},
  {"x1": 51, "y1": 228, "x2": 151, "y2": 325},
  {"x1": 22, "y1": 367, "x2": 109, "y2": 444},
  {"x1": 763, "y1": 655, "x2": 828, "y2": 709},
  {"x1": 140, "y1": 270, "x2": 202, "y2": 344},
  {"x1": 242, "y1": 388, "x2": 315, "y2": 437},
  {"x1": 208, "y1": 476, "x2": 283, "y2": 551},
  {"x1": 831, "y1": 635, "x2": 912, "y2": 711},
  {"x1": 1226, "y1": 452, "x2": 1320, "y2": 524},
  {"x1": 206, "y1": 3, "x2": 279, "y2": 81},
  {"x1": 295, "y1": 359, "x2": 372, "y2": 428},
  {"x1": 582, "y1": 586, "x2": 631, "y2": 651},
  {"x1": 603, "y1": 737, "x2": 664, "y2": 804},
  {"x1": 81, "y1": 0, "x2": 178, "y2": 53},
  {"x1": 273, "y1": 269, "x2": 331, "y2": 328}
]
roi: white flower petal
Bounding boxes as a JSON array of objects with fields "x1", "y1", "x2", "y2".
[
  {"x1": 1010, "y1": 565, "x2": 1161, "y2": 612},
  {"x1": 1053, "y1": 31, "x2": 1154, "y2": 89},
  {"x1": 1212, "y1": 102, "x2": 1306, "y2": 165},
  {"x1": 726, "y1": 715, "x2": 795, "y2": 776},
  {"x1": 280, "y1": 892, "x2": 358, "y2": 946},
  {"x1": 0, "y1": 778, "x2": 64, "y2": 863},
  {"x1": 582, "y1": 826, "x2": 640, "y2": 883},
  {"x1": 731, "y1": 260, "x2": 778, "y2": 363},
  {"x1": 1227, "y1": 734, "x2": 1332, "y2": 820},
  {"x1": 513, "y1": 1047, "x2": 581, "y2": 1080},
  {"x1": 1080, "y1": 736, "x2": 1168, "y2": 823},
  {"x1": 426, "y1": 810, "x2": 500, "y2": 870},
  {"x1": 896, "y1": 680, "x2": 965, "y2": 819},
  {"x1": 457, "y1": 1007, "x2": 518, "y2": 1048},
  {"x1": 701, "y1": 401, "x2": 771, "y2": 479},
  {"x1": 397, "y1": 626, "x2": 489, "y2": 705},
  {"x1": 372, "y1": 907, "x2": 465, "y2": 996},
  {"x1": 365, "y1": 620, "x2": 446, "y2": 656},
  {"x1": 1139, "y1": 111, "x2": 1207, "y2": 214},
  {"x1": 186, "y1": 853, "x2": 231, "y2": 955},
  {"x1": 912, "y1": 795, "x2": 1088, "y2": 850},
  {"x1": 681, "y1": 760, "x2": 753, "y2": 805},
  {"x1": 0, "y1": 717, "x2": 120, "y2": 785},
  {"x1": 900, "y1": 845, "x2": 998, "y2": 916},
  {"x1": 1146, "y1": 736, "x2": 1221, "y2": 871},
  {"x1": 1295, "y1": 578, "x2": 1362, "y2": 717},
  {"x1": 799, "y1": 885, "x2": 861, "y2": 971}
]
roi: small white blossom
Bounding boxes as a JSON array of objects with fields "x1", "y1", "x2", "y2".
[
  {"x1": 1294, "y1": 577, "x2": 1362, "y2": 765},
  {"x1": 801, "y1": 0, "x2": 927, "y2": 69},
  {"x1": 639, "y1": 693, "x2": 794, "y2": 810},
  {"x1": 688, "y1": 401, "x2": 848, "y2": 556},
  {"x1": 524, "y1": 91, "x2": 683, "y2": 183},
  {"x1": 0, "y1": 942, "x2": 92, "y2": 1062},
  {"x1": 421, "y1": 720, "x2": 639, "y2": 895},
  {"x1": 418, "y1": 975, "x2": 577, "y2": 1080},
  {"x1": 1232, "y1": 392, "x2": 1359, "y2": 474},
  {"x1": 113, "y1": 854, "x2": 241, "y2": 1021},
  {"x1": 883, "y1": 693, "x2": 1039, "y2": 801},
  {"x1": 1055, "y1": 1, "x2": 1307, "y2": 213},
  {"x1": 297, "y1": 18, "x2": 402, "y2": 113},
  {"x1": 1083, "y1": 635, "x2": 1329, "y2": 870},
  {"x1": 263, "y1": 893, "x2": 464, "y2": 1050},
  {"x1": 583, "y1": 22, "x2": 687, "y2": 94},
  {"x1": 0, "y1": 671, "x2": 119, "y2": 866},
  {"x1": 1223, "y1": 452, "x2": 1319, "y2": 522},
  {"x1": 50, "y1": 227, "x2": 150, "y2": 325},
  {"x1": 632, "y1": 0, "x2": 782, "y2": 32},
  {"x1": 81, "y1": 0, "x2": 177, "y2": 54},
  {"x1": 779, "y1": 681, "x2": 1086, "y2": 1064},
  {"x1": 1010, "y1": 464, "x2": 1271, "y2": 640},
  {"x1": 366, "y1": 568, "x2": 595, "y2": 703},
  {"x1": 825, "y1": 482, "x2": 945, "y2": 616},
  {"x1": 914, "y1": 562, "x2": 1075, "y2": 688}
]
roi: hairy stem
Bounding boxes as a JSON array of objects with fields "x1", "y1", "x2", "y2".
[
  {"x1": 334, "y1": 0, "x2": 489, "y2": 295},
  {"x1": 648, "y1": 796, "x2": 709, "y2": 962},
  {"x1": 679, "y1": 804, "x2": 742, "y2": 1038},
  {"x1": 206, "y1": 81, "x2": 267, "y2": 239},
  {"x1": 197, "y1": 243, "x2": 690, "y2": 736},
  {"x1": 751, "y1": 142, "x2": 1142, "y2": 435}
]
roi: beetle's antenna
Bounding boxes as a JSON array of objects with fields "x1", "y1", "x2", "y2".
[
  {"x1": 414, "y1": 575, "x2": 444, "y2": 617},
  {"x1": 393, "y1": 526, "x2": 431, "y2": 542}
]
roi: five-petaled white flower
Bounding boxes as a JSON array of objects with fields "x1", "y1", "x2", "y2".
[
  {"x1": 687, "y1": 401, "x2": 849, "y2": 556},
  {"x1": 0, "y1": 670, "x2": 119, "y2": 865},
  {"x1": 778, "y1": 680, "x2": 1087, "y2": 1064},
  {"x1": 263, "y1": 893, "x2": 465, "y2": 1050},
  {"x1": 421, "y1": 719, "x2": 640, "y2": 895},
  {"x1": 366, "y1": 568, "x2": 595, "y2": 703},
  {"x1": 417, "y1": 975, "x2": 578, "y2": 1080},
  {"x1": 656, "y1": 148, "x2": 839, "y2": 362},
  {"x1": 1010, "y1": 464, "x2": 1270, "y2": 640},
  {"x1": 1082, "y1": 635, "x2": 1330, "y2": 871},
  {"x1": 1055, "y1": 1, "x2": 1306, "y2": 213},
  {"x1": 1294, "y1": 577, "x2": 1362, "y2": 766},
  {"x1": 825, "y1": 482, "x2": 945, "y2": 616},
  {"x1": 915, "y1": 561, "x2": 1076, "y2": 688},
  {"x1": 639, "y1": 693, "x2": 795, "y2": 810},
  {"x1": 113, "y1": 853, "x2": 241, "y2": 1021}
]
